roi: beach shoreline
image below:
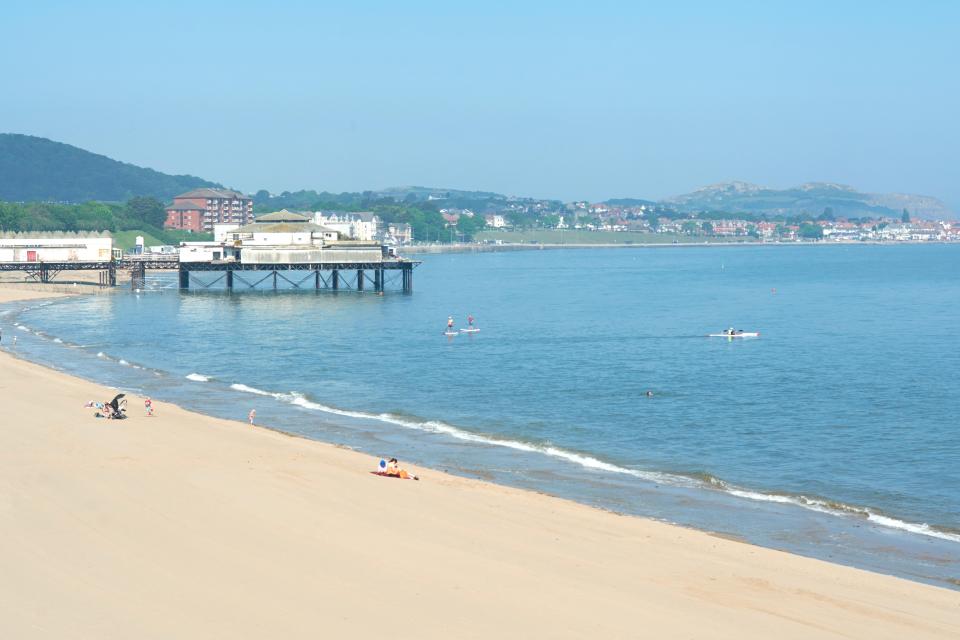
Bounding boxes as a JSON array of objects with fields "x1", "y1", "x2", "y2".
[{"x1": 1, "y1": 284, "x2": 958, "y2": 638}]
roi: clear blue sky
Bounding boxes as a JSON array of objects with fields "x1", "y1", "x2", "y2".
[{"x1": 2, "y1": 1, "x2": 958, "y2": 206}]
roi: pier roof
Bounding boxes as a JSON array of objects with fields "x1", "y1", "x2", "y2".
[
  {"x1": 254, "y1": 210, "x2": 312, "y2": 223},
  {"x1": 231, "y1": 221, "x2": 338, "y2": 234}
]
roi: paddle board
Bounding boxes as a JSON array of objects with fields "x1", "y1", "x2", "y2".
[{"x1": 707, "y1": 332, "x2": 760, "y2": 338}]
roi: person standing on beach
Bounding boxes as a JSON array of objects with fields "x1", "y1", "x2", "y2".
[
  {"x1": 144, "y1": 397, "x2": 154, "y2": 416},
  {"x1": 248, "y1": 409, "x2": 256, "y2": 425}
]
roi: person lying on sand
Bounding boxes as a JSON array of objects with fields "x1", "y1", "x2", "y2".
[{"x1": 377, "y1": 457, "x2": 419, "y2": 480}]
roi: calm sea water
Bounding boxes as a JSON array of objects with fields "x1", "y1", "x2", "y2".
[{"x1": 4, "y1": 244, "x2": 960, "y2": 588}]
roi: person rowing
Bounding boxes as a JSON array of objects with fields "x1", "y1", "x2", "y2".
[{"x1": 467, "y1": 314, "x2": 474, "y2": 327}]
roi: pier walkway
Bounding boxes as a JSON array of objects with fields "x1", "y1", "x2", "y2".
[{"x1": 0, "y1": 257, "x2": 420, "y2": 293}]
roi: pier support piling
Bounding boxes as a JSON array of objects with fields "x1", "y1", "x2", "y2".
[
  {"x1": 131, "y1": 262, "x2": 146, "y2": 289},
  {"x1": 226, "y1": 269, "x2": 234, "y2": 290},
  {"x1": 357, "y1": 269, "x2": 364, "y2": 291},
  {"x1": 178, "y1": 268, "x2": 190, "y2": 289},
  {"x1": 332, "y1": 269, "x2": 339, "y2": 291}
]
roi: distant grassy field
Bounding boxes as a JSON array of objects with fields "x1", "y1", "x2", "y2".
[
  {"x1": 112, "y1": 229, "x2": 213, "y2": 250},
  {"x1": 112, "y1": 230, "x2": 165, "y2": 250},
  {"x1": 474, "y1": 230, "x2": 757, "y2": 245}
]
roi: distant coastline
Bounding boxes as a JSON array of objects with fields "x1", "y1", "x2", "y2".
[{"x1": 402, "y1": 239, "x2": 957, "y2": 254}]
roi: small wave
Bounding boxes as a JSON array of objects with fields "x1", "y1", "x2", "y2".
[
  {"x1": 704, "y1": 477, "x2": 960, "y2": 543},
  {"x1": 226, "y1": 381, "x2": 960, "y2": 544},
  {"x1": 53, "y1": 338, "x2": 63, "y2": 344},
  {"x1": 96, "y1": 352, "x2": 108, "y2": 359},
  {"x1": 118, "y1": 359, "x2": 130, "y2": 366},
  {"x1": 233, "y1": 386, "x2": 682, "y2": 486},
  {"x1": 230, "y1": 383, "x2": 272, "y2": 396},
  {"x1": 865, "y1": 514, "x2": 960, "y2": 543},
  {"x1": 186, "y1": 373, "x2": 210, "y2": 382},
  {"x1": 17, "y1": 325, "x2": 30, "y2": 332}
]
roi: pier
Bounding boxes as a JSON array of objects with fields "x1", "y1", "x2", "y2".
[
  {"x1": 0, "y1": 257, "x2": 419, "y2": 293},
  {"x1": 175, "y1": 259, "x2": 417, "y2": 293}
]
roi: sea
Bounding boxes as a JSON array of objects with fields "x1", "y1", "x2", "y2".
[{"x1": 3, "y1": 243, "x2": 959, "y2": 589}]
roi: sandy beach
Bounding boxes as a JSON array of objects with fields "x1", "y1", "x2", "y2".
[{"x1": 1, "y1": 287, "x2": 958, "y2": 639}]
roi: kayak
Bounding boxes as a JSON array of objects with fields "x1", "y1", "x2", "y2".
[{"x1": 708, "y1": 332, "x2": 760, "y2": 338}]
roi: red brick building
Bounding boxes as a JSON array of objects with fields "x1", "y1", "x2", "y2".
[{"x1": 165, "y1": 188, "x2": 254, "y2": 232}]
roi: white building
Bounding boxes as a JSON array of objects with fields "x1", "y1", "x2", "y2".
[
  {"x1": 484, "y1": 214, "x2": 507, "y2": 228},
  {"x1": 224, "y1": 210, "x2": 339, "y2": 245},
  {"x1": 313, "y1": 211, "x2": 379, "y2": 242},
  {"x1": 179, "y1": 210, "x2": 384, "y2": 265},
  {"x1": 384, "y1": 222, "x2": 413, "y2": 245},
  {"x1": 0, "y1": 231, "x2": 113, "y2": 262},
  {"x1": 178, "y1": 242, "x2": 235, "y2": 263}
]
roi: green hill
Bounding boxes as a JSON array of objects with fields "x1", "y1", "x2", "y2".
[
  {"x1": 664, "y1": 181, "x2": 952, "y2": 220},
  {"x1": 0, "y1": 133, "x2": 221, "y2": 203}
]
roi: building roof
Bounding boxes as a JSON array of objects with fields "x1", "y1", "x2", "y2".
[
  {"x1": 231, "y1": 221, "x2": 339, "y2": 235},
  {"x1": 254, "y1": 210, "x2": 312, "y2": 223},
  {"x1": 175, "y1": 188, "x2": 250, "y2": 200},
  {"x1": 0, "y1": 230, "x2": 112, "y2": 239}
]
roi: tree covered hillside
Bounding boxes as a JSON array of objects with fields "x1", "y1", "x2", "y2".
[{"x1": 0, "y1": 134, "x2": 221, "y2": 202}]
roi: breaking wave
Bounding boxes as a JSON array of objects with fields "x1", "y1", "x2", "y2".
[
  {"x1": 186, "y1": 373, "x2": 210, "y2": 382},
  {"x1": 227, "y1": 381, "x2": 959, "y2": 543}
]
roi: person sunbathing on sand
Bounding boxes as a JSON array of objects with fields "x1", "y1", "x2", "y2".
[{"x1": 384, "y1": 458, "x2": 418, "y2": 480}]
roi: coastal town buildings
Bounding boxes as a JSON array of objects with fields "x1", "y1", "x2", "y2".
[
  {"x1": 178, "y1": 210, "x2": 391, "y2": 265},
  {"x1": 314, "y1": 211, "x2": 379, "y2": 241},
  {"x1": 385, "y1": 222, "x2": 413, "y2": 245},
  {"x1": 164, "y1": 188, "x2": 254, "y2": 232}
]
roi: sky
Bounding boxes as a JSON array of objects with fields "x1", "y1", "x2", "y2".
[{"x1": 2, "y1": 0, "x2": 958, "y2": 206}]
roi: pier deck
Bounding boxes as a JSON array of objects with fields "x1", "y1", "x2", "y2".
[{"x1": 0, "y1": 257, "x2": 420, "y2": 293}]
